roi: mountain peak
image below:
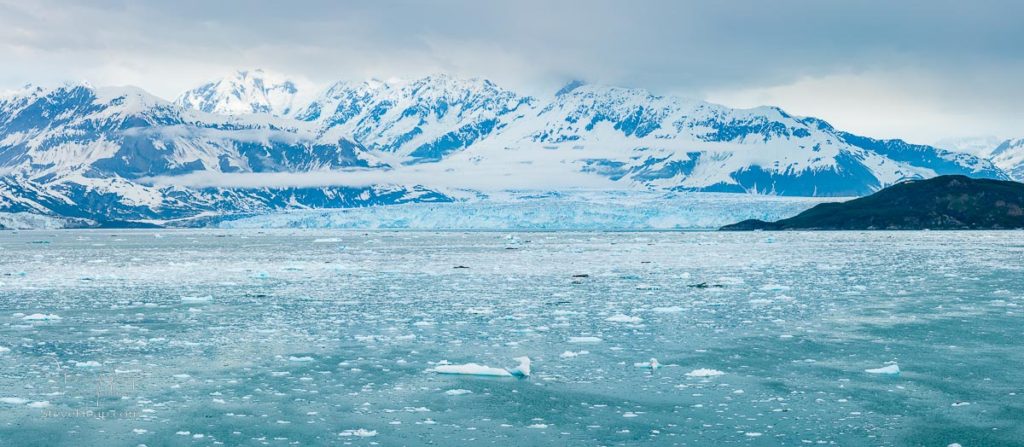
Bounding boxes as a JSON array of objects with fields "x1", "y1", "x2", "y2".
[
  {"x1": 555, "y1": 80, "x2": 586, "y2": 97},
  {"x1": 175, "y1": 69, "x2": 303, "y2": 117}
]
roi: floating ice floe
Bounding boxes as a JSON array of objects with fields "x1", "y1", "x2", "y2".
[
  {"x1": 74, "y1": 360, "x2": 101, "y2": 368},
  {"x1": 686, "y1": 368, "x2": 725, "y2": 377},
  {"x1": 606, "y1": 314, "x2": 643, "y2": 324},
  {"x1": 865, "y1": 364, "x2": 900, "y2": 375},
  {"x1": 22, "y1": 313, "x2": 61, "y2": 321},
  {"x1": 0, "y1": 397, "x2": 28, "y2": 405},
  {"x1": 444, "y1": 389, "x2": 473, "y2": 396},
  {"x1": 0, "y1": 346, "x2": 9, "y2": 354},
  {"x1": 634, "y1": 358, "x2": 661, "y2": 370},
  {"x1": 568, "y1": 336, "x2": 602, "y2": 343},
  {"x1": 431, "y1": 356, "x2": 531, "y2": 378},
  {"x1": 312, "y1": 238, "x2": 343, "y2": 243},
  {"x1": 180, "y1": 295, "x2": 212, "y2": 303},
  {"x1": 651, "y1": 306, "x2": 684, "y2": 313},
  {"x1": 560, "y1": 350, "x2": 588, "y2": 358},
  {"x1": 339, "y1": 429, "x2": 378, "y2": 437}
]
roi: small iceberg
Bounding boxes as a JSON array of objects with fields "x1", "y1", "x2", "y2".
[
  {"x1": 339, "y1": 429, "x2": 377, "y2": 437},
  {"x1": 865, "y1": 363, "x2": 900, "y2": 375},
  {"x1": 22, "y1": 313, "x2": 61, "y2": 321},
  {"x1": 606, "y1": 314, "x2": 643, "y2": 324},
  {"x1": 507, "y1": 356, "x2": 531, "y2": 377},
  {"x1": 431, "y1": 356, "x2": 531, "y2": 378},
  {"x1": 568, "y1": 336, "x2": 602, "y2": 343},
  {"x1": 686, "y1": 368, "x2": 724, "y2": 377},
  {"x1": 0, "y1": 397, "x2": 29, "y2": 405},
  {"x1": 634, "y1": 358, "x2": 661, "y2": 370},
  {"x1": 560, "y1": 350, "x2": 588, "y2": 358},
  {"x1": 181, "y1": 295, "x2": 212, "y2": 303}
]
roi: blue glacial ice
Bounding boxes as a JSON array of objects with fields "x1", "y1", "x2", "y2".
[{"x1": 219, "y1": 190, "x2": 839, "y2": 230}]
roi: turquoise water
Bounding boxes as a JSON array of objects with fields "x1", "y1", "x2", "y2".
[{"x1": 0, "y1": 230, "x2": 1022, "y2": 446}]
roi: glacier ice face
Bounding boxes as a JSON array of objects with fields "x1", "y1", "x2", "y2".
[{"x1": 219, "y1": 190, "x2": 838, "y2": 231}]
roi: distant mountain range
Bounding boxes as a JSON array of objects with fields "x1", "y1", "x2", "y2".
[{"x1": 0, "y1": 69, "x2": 1014, "y2": 225}]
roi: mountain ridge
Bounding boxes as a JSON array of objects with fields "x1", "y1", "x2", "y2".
[{"x1": 0, "y1": 71, "x2": 1009, "y2": 225}]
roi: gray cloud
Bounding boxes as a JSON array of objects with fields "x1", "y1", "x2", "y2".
[{"x1": 1, "y1": 0, "x2": 1022, "y2": 143}]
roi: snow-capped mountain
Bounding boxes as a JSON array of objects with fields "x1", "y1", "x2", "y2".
[
  {"x1": 934, "y1": 136, "x2": 1005, "y2": 158},
  {"x1": 418, "y1": 83, "x2": 1003, "y2": 196},
  {"x1": 175, "y1": 69, "x2": 305, "y2": 116},
  {"x1": 0, "y1": 72, "x2": 1009, "y2": 225},
  {"x1": 297, "y1": 74, "x2": 535, "y2": 162},
  {"x1": 988, "y1": 138, "x2": 1024, "y2": 181},
  {"x1": 0, "y1": 82, "x2": 447, "y2": 223}
]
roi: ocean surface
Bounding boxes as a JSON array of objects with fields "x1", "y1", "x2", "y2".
[{"x1": 0, "y1": 230, "x2": 1022, "y2": 446}]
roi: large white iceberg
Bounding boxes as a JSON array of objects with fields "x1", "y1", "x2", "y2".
[{"x1": 430, "y1": 357, "x2": 531, "y2": 378}]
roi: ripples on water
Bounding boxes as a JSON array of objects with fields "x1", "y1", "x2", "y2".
[{"x1": 0, "y1": 230, "x2": 1022, "y2": 446}]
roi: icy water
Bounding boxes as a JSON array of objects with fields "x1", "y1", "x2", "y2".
[{"x1": 0, "y1": 230, "x2": 1022, "y2": 446}]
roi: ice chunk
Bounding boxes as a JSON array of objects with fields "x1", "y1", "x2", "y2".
[
  {"x1": 432, "y1": 363, "x2": 509, "y2": 377},
  {"x1": 865, "y1": 364, "x2": 900, "y2": 375},
  {"x1": 0, "y1": 397, "x2": 29, "y2": 405},
  {"x1": 27, "y1": 401, "x2": 49, "y2": 408},
  {"x1": 22, "y1": 313, "x2": 61, "y2": 321},
  {"x1": 339, "y1": 429, "x2": 377, "y2": 437},
  {"x1": 74, "y1": 360, "x2": 101, "y2": 368},
  {"x1": 444, "y1": 389, "x2": 473, "y2": 396},
  {"x1": 181, "y1": 295, "x2": 212, "y2": 303},
  {"x1": 606, "y1": 314, "x2": 643, "y2": 323},
  {"x1": 431, "y1": 357, "x2": 531, "y2": 378},
  {"x1": 560, "y1": 350, "x2": 588, "y2": 358},
  {"x1": 568, "y1": 336, "x2": 602, "y2": 343},
  {"x1": 686, "y1": 368, "x2": 724, "y2": 377},
  {"x1": 0, "y1": 346, "x2": 9, "y2": 354},
  {"x1": 651, "y1": 306, "x2": 684, "y2": 313},
  {"x1": 313, "y1": 238, "x2": 342, "y2": 243},
  {"x1": 508, "y1": 356, "x2": 531, "y2": 377},
  {"x1": 634, "y1": 358, "x2": 660, "y2": 370}
]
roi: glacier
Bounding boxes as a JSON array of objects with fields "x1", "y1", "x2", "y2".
[{"x1": 219, "y1": 191, "x2": 839, "y2": 230}]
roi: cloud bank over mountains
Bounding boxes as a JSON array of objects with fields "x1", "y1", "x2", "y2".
[{"x1": 1, "y1": 0, "x2": 1022, "y2": 143}]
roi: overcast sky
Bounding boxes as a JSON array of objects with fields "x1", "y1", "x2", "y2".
[{"x1": 0, "y1": 0, "x2": 1020, "y2": 145}]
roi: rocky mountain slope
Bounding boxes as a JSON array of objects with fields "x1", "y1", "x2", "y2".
[{"x1": 720, "y1": 175, "x2": 1024, "y2": 230}]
